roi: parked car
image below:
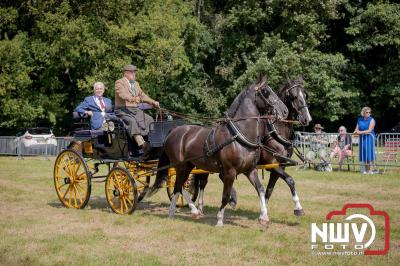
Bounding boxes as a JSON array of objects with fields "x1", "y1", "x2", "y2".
[{"x1": 14, "y1": 127, "x2": 57, "y2": 149}]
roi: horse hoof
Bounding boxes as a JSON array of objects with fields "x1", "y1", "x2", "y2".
[
  {"x1": 191, "y1": 212, "x2": 201, "y2": 220},
  {"x1": 259, "y1": 218, "x2": 269, "y2": 226},
  {"x1": 215, "y1": 222, "x2": 224, "y2": 227},
  {"x1": 228, "y1": 201, "x2": 237, "y2": 210},
  {"x1": 294, "y1": 209, "x2": 305, "y2": 216}
]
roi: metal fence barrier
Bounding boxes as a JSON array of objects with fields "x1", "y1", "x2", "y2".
[
  {"x1": 1, "y1": 133, "x2": 399, "y2": 173},
  {"x1": 294, "y1": 132, "x2": 400, "y2": 173},
  {"x1": 0, "y1": 136, "x2": 72, "y2": 159},
  {"x1": 376, "y1": 133, "x2": 400, "y2": 173}
]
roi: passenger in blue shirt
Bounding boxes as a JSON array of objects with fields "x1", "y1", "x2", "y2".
[{"x1": 75, "y1": 82, "x2": 113, "y2": 130}]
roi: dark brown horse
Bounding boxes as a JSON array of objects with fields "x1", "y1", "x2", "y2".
[
  {"x1": 147, "y1": 75, "x2": 288, "y2": 226},
  {"x1": 263, "y1": 77, "x2": 311, "y2": 217},
  {"x1": 194, "y1": 77, "x2": 312, "y2": 222}
]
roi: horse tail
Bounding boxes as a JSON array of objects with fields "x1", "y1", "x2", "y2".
[{"x1": 146, "y1": 150, "x2": 170, "y2": 198}]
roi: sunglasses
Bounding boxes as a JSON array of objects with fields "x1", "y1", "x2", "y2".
[{"x1": 365, "y1": 111, "x2": 371, "y2": 114}]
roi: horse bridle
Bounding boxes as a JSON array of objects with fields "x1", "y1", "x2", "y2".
[
  {"x1": 286, "y1": 83, "x2": 308, "y2": 111},
  {"x1": 256, "y1": 84, "x2": 280, "y2": 109}
]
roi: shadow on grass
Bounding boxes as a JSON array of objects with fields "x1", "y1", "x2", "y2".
[
  {"x1": 47, "y1": 196, "x2": 171, "y2": 214},
  {"x1": 48, "y1": 198, "x2": 300, "y2": 228},
  {"x1": 47, "y1": 196, "x2": 109, "y2": 212},
  {"x1": 141, "y1": 204, "x2": 301, "y2": 228}
]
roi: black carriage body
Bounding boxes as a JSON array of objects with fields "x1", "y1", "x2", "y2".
[
  {"x1": 71, "y1": 112, "x2": 187, "y2": 160},
  {"x1": 148, "y1": 119, "x2": 187, "y2": 147},
  {"x1": 74, "y1": 128, "x2": 129, "y2": 159}
]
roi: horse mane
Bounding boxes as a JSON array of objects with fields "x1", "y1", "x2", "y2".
[{"x1": 227, "y1": 75, "x2": 267, "y2": 117}]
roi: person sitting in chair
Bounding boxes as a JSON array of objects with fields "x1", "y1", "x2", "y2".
[
  {"x1": 306, "y1": 124, "x2": 331, "y2": 170},
  {"x1": 114, "y1": 64, "x2": 160, "y2": 158},
  {"x1": 330, "y1": 126, "x2": 353, "y2": 171},
  {"x1": 75, "y1": 82, "x2": 113, "y2": 130}
]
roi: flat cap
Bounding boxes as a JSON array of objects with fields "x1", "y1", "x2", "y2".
[{"x1": 123, "y1": 64, "x2": 137, "y2": 72}]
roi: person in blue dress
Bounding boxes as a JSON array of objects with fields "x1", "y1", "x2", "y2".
[
  {"x1": 75, "y1": 82, "x2": 113, "y2": 130},
  {"x1": 354, "y1": 107, "x2": 376, "y2": 174}
]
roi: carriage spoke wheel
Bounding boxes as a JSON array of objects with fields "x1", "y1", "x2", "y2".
[
  {"x1": 123, "y1": 162, "x2": 151, "y2": 202},
  {"x1": 166, "y1": 173, "x2": 199, "y2": 208},
  {"x1": 105, "y1": 167, "x2": 138, "y2": 214},
  {"x1": 53, "y1": 149, "x2": 91, "y2": 209}
]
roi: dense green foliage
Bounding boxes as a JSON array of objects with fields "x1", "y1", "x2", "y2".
[{"x1": 0, "y1": 0, "x2": 399, "y2": 134}]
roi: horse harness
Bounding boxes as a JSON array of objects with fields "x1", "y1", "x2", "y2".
[{"x1": 204, "y1": 115, "x2": 297, "y2": 168}]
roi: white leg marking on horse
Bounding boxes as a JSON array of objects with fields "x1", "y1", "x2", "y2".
[
  {"x1": 259, "y1": 191, "x2": 269, "y2": 222},
  {"x1": 169, "y1": 193, "x2": 179, "y2": 218},
  {"x1": 182, "y1": 190, "x2": 199, "y2": 215},
  {"x1": 216, "y1": 208, "x2": 225, "y2": 227},
  {"x1": 292, "y1": 192, "x2": 303, "y2": 210}
]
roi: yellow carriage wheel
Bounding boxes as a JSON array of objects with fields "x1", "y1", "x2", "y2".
[
  {"x1": 112, "y1": 161, "x2": 151, "y2": 203},
  {"x1": 53, "y1": 149, "x2": 91, "y2": 209},
  {"x1": 123, "y1": 161, "x2": 152, "y2": 202},
  {"x1": 105, "y1": 167, "x2": 138, "y2": 214},
  {"x1": 166, "y1": 172, "x2": 199, "y2": 208}
]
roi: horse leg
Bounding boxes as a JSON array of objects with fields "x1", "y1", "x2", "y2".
[
  {"x1": 168, "y1": 193, "x2": 179, "y2": 218},
  {"x1": 265, "y1": 171, "x2": 279, "y2": 208},
  {"x1": 219, "y1": 173, "x2": 237, "y2": 209},
  {"x1": 216, "y1": 170, "x2": 236, "y2": 227},
  {"x1": 246, "y1": 168, "x2": 268, "y2": 225},
  {"x1": 169, "y1": 163, "x2": 200, "y2": 218},
  {"x1": 196, "y1": 174, "x2": 208, "y2": 215},
  {"x1": 264, "y1": 169, "x2": 286, "y2": 221},
  {"x1": 272, "y1": 167, "x2": 305, "y2": 216},
  {"x1": 179, "y1": 166, "x2": 202, "y2": 219}
]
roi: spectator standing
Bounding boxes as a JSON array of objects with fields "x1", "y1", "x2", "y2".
[{"x1": 354, "y1": 107, "x2": 376, "y2": 174}]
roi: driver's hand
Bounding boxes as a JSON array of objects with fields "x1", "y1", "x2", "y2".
[{"x1": 153, "y1": 101, "x2": 160, "y2": 109}]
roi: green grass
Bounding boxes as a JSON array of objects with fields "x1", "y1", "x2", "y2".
[{"x1": 0, "y1": 157, "x2": 399, "y2": 265}]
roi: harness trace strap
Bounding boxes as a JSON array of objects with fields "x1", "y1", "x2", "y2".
[{"x1": 158, "y1": 107, "x2": 299, "y2": 125}]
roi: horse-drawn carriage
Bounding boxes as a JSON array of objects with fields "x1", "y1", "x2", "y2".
[
  {"x1": 53, "y1": 75, "x2": 311, "y2": 226},
  {"x1": 53, "y1": 104, "x2": 209, "y2": 214}
]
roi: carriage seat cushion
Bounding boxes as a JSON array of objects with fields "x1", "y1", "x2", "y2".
[
  {"x1": 73, "y1": 129, "x2": 106, "y2": 140},
  {"x1": 73, "y1": 111, "x2": 87, "y2": 120},
  {"x1": 72, "y1": 111, "x2": 124, "y2": 127}
]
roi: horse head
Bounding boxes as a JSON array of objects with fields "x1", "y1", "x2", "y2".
[
  {"x1": 280, "y1": 76, "x2": 312, "y2": 126},
  {"x1": 253, "y1": 75, "x2": 288, "y2": 120}
]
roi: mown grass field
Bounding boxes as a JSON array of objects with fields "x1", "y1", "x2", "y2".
[{"x1": 0, "y1": 156, "x2": 399, "y2": 265}]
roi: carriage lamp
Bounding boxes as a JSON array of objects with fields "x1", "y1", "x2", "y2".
[{"x1": 83, "y1": 142, "x2": 93, "y2": 154}]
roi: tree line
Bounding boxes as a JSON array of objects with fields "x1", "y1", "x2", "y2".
[{"x1": 1, "y1": 0, "x2": 399, "y2": 135}]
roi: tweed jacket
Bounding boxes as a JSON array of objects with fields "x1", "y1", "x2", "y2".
[{"x1": 115, "y1": 78, "x2": 154, "y2": 108}]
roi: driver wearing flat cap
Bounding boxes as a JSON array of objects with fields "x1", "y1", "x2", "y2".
[{"x1": 114, "y1": 64, "x2": 160, "y2": 157}]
